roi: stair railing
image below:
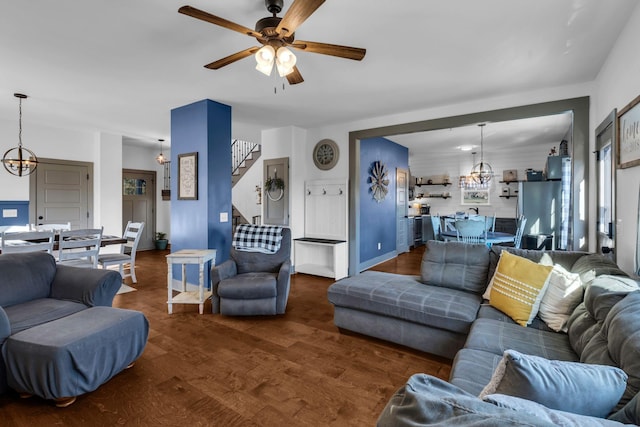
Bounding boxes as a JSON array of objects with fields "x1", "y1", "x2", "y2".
[{"x1": 231, "y1": 139, "x2": 259, "y2": 176}]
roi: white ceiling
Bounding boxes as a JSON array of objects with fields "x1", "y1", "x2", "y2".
[{"x1": 0, "y1": 1, "x2": 636, "y2": 147}]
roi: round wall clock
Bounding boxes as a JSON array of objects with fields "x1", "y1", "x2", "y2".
[{"x1": 313, "y1": 139, "x2": 339, "y2": 170}]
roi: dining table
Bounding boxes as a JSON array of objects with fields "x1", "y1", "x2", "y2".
[
  {"x1": 440, "y1": 230, "x2": 516, "y2": 245},
  {"x1": 0, "y1": 229, "x2": 126, "y2": 253}
]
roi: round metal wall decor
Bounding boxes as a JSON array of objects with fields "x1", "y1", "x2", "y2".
[
  {"x1": 312, "y1": 139, "x2": 339, "y2": 170},
  {"x1": 369, "y1": 161, "x2": 389, "y2": 202}
]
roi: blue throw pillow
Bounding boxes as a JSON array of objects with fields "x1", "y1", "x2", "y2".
[
  {"x1": 479, "y1": 350, "x2": 628, "y2": 418},
  {"x1": 484, "y1": 394, "x2": 628, "y2": 426}
]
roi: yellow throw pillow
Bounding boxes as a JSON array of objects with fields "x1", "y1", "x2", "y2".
[{"x1": 489, "y1": 251, "x2": 553, "y2": 326}]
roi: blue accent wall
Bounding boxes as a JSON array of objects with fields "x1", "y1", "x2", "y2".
[
  {"x1": 0, "y1": 201, "x2": 29, "y2": 226},
  {"x1": 359, "y1": 137, "x2": 408, "y2": 269},
  {"x1": 170, "y1": 99, "x2": 232, "y2": 285}
]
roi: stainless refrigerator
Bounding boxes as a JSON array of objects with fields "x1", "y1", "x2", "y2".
[{"x1": 518, "y1": 180, "x2": 567, "y2": 250}]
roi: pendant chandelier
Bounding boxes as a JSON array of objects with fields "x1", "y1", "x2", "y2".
[
  {"x1": 156, "y1": 139, "x2": 167, "y2": 165},
  {"x1": 2, "y1": 93, "x2": 38, "y2": 177},
  {"x1": 470, "y1": 123, "x2": 493, "y2": 184}
]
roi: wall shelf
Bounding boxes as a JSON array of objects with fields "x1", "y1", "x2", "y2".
[
  {"x1": 415, "y1": 182, "x2": 451, "y2": 187},
  {"x1": 425, "y1": 194, "x2": 451, "y2": 199},
  {"x1": 499, "y1": 195, "x2": 518, "y2": 199},
  {"x1": 499, "y1": 180, "x2": 523, "y2": 185}
]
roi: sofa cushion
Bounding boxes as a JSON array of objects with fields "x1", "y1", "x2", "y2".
[
  {"x1": 328, "y1": 271, "x2": 481, "y2": 334},
  {"x1": 537, "y1": 264, "x2": 584, "y2": 332},
  {"x1": 476, "y1": 304, "x2": 553, "y2": 332},
  {"x1": 0, "y1": 252, "x2": 57, "y2": 308},
  {"x1": 217, "y1": 273, "x2": 278, "y2": 299},
  {"x1": 4, "y1": 298, "x2": 87, "y2": 335},
  {"x1": 568, "y1": 275, "x2": 640, "y2": 358},
  {"x1": 609, "y1": 391, "x2": 640, "y2": 425},
  {"x1": 420, "y1": 240, "x2": 490, "y2": 294},
  {"x1": 485, "y1": 394, "x2": 628, "y2": 426},
  {"x1": 487, "y1": 251, "x2": 553, "y2": 326},
  {"x1": 450, "y1": 348, "x2": 503, "y2": 395},
  {"x1": 582, "y1": 291, "x2": 640, "y2": 410},
  {"x1": 465, "y1": 318, "x2": 578, "y2": 361},
  {"x1": 571, "y1": 254, "x2": 628, "y2": 278},
  {"x1": 479, "y1": 350, "x2": 627, "y2": 418}
]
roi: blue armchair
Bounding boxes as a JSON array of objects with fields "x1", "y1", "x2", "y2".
[{"x1": 211, "y1": 227, "x2": 291, "y2": 316}]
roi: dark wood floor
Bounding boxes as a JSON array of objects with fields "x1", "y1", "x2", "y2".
[{"x1": 1, "y1": 245, "x2": 450, "y2": 426}]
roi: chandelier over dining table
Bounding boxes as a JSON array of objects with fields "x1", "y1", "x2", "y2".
[
  {"x1": 2, "y1": 93, "x2": 38, "y2": 177},
  {"x1": 469, "y1": 123, "x2": 493, "y2": 185}
]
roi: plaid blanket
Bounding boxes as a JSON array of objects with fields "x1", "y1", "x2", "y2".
[{"x1": 232, "y1": 224, "x2": 283, "y2": 254}]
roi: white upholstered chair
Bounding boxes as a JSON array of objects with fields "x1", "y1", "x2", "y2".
[{"x1": 98, "y1": 221, "x2": 145, "y2": 283}]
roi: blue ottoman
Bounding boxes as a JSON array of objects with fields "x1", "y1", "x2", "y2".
[{"x1": 2, "y1": 306, "x2": 148, "y2": 405}]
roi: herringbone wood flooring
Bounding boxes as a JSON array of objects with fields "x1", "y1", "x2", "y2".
[{"x1": 1, "y1": 245, "x2": 450, "y2": 426}]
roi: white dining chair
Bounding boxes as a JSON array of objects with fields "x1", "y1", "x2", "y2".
[
  {"x1": 514, "y1": 216, "x2": 527, "y2": 249},
  {"x1": 57, "y1": 227, "x2": 103, "y2": 268},
  {"x1": 98, "y1": 221, "x2": 145, "y2": 283},
  {"x1": 485, "y1": 214, "x2": 496, "y2": 233},
  {"x1": 454, "y1": 219, "x2": 487, "y2": 244},
  {"x1": 32, "y1": 222, "x2": 71, "y2": 232},
  {"x1": 1, "y1": 230, "x2": 55, "y2": 254},
  {"x1": 430, "y1": 215, "x2": 442, "y2": 241}
]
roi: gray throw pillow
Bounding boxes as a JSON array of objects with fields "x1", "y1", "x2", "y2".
[
  {"x1": 479, "y1": 350, "x2": 628, "y2": 418},
  {"x1": 484, "y1": 394, "x2": 628, "y2": 427}
]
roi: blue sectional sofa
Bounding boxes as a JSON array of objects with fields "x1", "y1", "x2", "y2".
[
  {"x1": 328, "y1": 241, "x2": 640, "y2": 425},
  {"x1": 0, "y1": 251, "x2": 149, "y2": 406}
]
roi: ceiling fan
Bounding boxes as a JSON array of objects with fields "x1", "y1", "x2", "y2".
[{"x1": 178, "y1": 0, "x2": 366, "y2": 85}]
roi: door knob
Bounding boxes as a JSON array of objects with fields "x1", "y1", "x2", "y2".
[{"x1": 38, "y1": 215, "x2": 43, "y2": 220}]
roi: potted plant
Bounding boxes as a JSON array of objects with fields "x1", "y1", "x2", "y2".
[
  {"x1": 155, "y1": 232, "x2": 168, "y2": 250},
  {"x1": 264, "y1": 176, "x2": 285, "y2": 202}
]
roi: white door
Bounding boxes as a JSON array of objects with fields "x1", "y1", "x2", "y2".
[
  {"x1": 396, "y1": 168, "x2": 409, "y2": 253},
  {"x1": 31, "y1": 160, "x2": 92, "y2": 229},
  {"x1": 123, "y1": 169, "x2": 156, "y2": 251},
  {"x1": 595, "y1": 110, "x2": 616, "y2": 260}
]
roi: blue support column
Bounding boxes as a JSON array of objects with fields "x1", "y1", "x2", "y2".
[{"x1": 170, "y1": 99, "x2": 232, "y2": 287}]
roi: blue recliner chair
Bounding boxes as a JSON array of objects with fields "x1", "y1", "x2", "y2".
[{"x1": 211, "y1": 226, "x2": 291, "y2": 316}]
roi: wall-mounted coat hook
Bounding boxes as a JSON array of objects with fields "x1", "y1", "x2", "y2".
[
  {"x1": 307, "y1": 189, "x2": 311, "y2": 195},
  {"x1": 323, "y1": 188, "x2": 327, "y2": 195},
  {"x1": 339, "y1": 188, "x2": 343, "y2": 195}
]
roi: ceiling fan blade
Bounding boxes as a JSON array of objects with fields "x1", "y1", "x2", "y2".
[
  {"x1": 179, "y1": 5, "x2": 263, "y2": 39},
  {"x1": 276, "y1": 0, "x2": 325, "y2": 37},
  {"x1": 204, "y1": 47, "x2": 260, "y2": 70},
  {"x1": 291, "y1": 40, "x2": 366, "y2": 61},
  {"x1": 286, "y1": 66, "x2": 304, "y2": 85}
]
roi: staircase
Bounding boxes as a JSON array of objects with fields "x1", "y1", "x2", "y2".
[
  {"x1": 232, "y1": 139, "x2": 261, "y2": 187},
  {"x1": 231, "y1": 139, "x2": 261, "y2": 229}
]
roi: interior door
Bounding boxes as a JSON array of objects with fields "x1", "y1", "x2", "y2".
[
  {"x1": 122, "y1": 169, "x2": 156, "y2": 251},
  {"x1": 31, "y1": 159, "x2": 92, "y2": 229},
  {"x1": 595, "y1": 110, "x2": 616, "y2": 260},
  {"x1": 396, "y1": 168, "x2": 409, "y2": 253}
]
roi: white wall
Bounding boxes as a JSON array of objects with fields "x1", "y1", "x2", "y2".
[
  {"x1": 96, "y1": 132, "x2": 123, "y2": 237},
  {"x1": 122, "y1": 143, "x2": 172, "y2": 241},
  {"x1": 593, "y1": 3, "x2": 640, "y2": 274}
]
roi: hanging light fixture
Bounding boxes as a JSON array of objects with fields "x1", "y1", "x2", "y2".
[
  {"x1": 470, "y1": 123, "x2": 493, "y2": 185},
  {"x1": 156, "y1": 139, "x2": 167, "y2": 165},
  {"x1": 2, "y1": 93, "x2": 38, "y2": 177}
]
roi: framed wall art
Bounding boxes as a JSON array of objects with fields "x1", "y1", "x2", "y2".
[
  {"x1": 178, "y1": 152, "x2": 198, "y2": 200},
  {"x1": 617, "y1": 94, "x2": 640, "y2": 169},
  {"x1": 461, "y1": 188, "x2": 490, "y2": 205}
]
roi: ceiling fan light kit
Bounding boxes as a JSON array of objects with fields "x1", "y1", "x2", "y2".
[{"x1": 179, "y1": 0, "x2": 366, "y2": 85}]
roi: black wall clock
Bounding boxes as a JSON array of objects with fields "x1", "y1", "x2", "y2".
[{"x1": 313, "y1": 139, "x2": 339, "y2": 170}]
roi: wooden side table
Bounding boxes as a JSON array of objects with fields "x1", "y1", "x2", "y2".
[{"x1": 166, "y1": 249, "x2": 216, "y2": 314}]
